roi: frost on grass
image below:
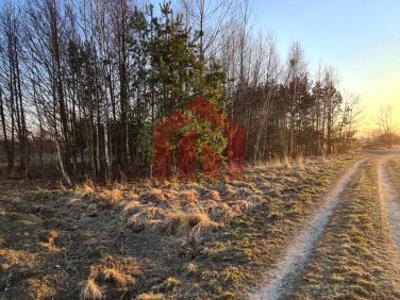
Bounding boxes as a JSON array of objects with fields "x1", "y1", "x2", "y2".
[
  {"x1": 74, "y1": 156, "x2": 355, "y2": 247},
  {"x1": 70, "y1": 154, "x2": 357, "y2": 299}
]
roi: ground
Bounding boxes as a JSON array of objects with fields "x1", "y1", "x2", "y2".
[{"x1": 1, "y1": 153, "x2": 400, "y2": 299}]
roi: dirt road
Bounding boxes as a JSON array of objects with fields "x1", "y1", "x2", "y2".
[
  {"x1": 253, "y1": 153, "x2": 400, "y2": 299},
  {"x1": 251, "y1": 159, "x2": 366, "y2": 300},
  {"x1": 379, "y1": 158, "x2": 400, "y2": 249}
]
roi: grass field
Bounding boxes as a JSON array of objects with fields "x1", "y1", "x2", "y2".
[{"x1": 0, "y1": 155, "x2": 359, "y2": 299}]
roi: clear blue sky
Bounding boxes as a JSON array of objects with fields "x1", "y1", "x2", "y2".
[{"x1": 252, "y1": 0, "x2": 400, "y2": 131}]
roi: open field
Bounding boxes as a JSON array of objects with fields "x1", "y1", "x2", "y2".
[
  {"x1": 2, "y1": 153, "x2": 400, "y2": 299},
  {"x1": 0, "y1": 155, "x2": 359, "y2": 299}
]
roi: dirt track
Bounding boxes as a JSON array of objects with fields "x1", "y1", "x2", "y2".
[
  {"x1": 253, "y1": 153, "x2": 400, "y2": 300},
  {"x1": 251, "y1": 159, "x2": 366, "y2": 300},
  {"x1": 379, "y1": 158, "x2": 400, "y2": 249}
]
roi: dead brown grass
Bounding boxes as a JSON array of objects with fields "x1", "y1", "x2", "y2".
[
  {"x1": 38, "y1": 230, "x2": 61, "y2": 252},
  {"x1": 75, "y1": 180, "x2": 96, "y2": 195},
  {"x1": 143, "y1": 188, "x2": 170, "y2": 203},
  {"x1": 81, "y1": 256, "x2": 141, "y2": 299},
  {"x1": 136, "y1": 292, "x2": 164, "y2": 300},
  {"x1": 283, "y1": 155, "x2": 292, "y2": 169},
  {"x1": 98, "y1": 155, "x2": 359, "y2": 298},
  {"x1": 99, "y1": 187, "x2": 124, "y2": 206},
  {"x1": 101, "y1": 268, "x2": 136, "y2": 287},
  {"x1": 122, "y1": 200, "x2": 142, "y2": 213},
  {"x1": 165, "y1": 210, "x2": 220, "y2": 242},
  {"x1": 81, "y1": 279, "x2": 103, "y2": 300},
  {"x1": 186, "y1": 262, "x2": 198, "y2": 275},
  {"x1": 296, "y1": 154, "x2": 305, "y2": 170},
  {"x1": 0, "y1": 154, "x2": 361, "y2": 300},
  {"x1": 127, "y1": 206, "x2": 166, "y2": 231},
  {"x1": 177, "y1": 189, "x2": 199, "y2": 204},
  {"x1": 0, "y1": 249, "x2": 40, "y2": 270},
  {"x1": 23, "y1": 278, "x2": 57, "y2": 300},
  {"x1": 203, "y1": 190, "x2": 221, "y2": 201}
]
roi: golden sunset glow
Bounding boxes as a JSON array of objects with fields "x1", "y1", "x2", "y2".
[
  {"x1": 254, "y1": 0, "x2": 400, "y2": 136},
  {"x1": 352, "y1": 73, "x2": 400, "y2": 133}
]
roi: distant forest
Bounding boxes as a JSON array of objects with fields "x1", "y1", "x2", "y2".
[{"x1": 0, "y1": 0, "x2": 358, "y2": 183}]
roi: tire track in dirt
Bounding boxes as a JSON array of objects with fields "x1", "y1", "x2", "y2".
[
  {"x1": 250, "y1": 158, "x2": 366, "y2": 300},
  {"x1": 378, "y1": 157, "x2": 400, "y2": 249}
]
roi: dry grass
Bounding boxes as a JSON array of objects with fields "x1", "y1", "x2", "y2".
[
  {"x1": 151, "y1": 276, "x2": 182, "y2": 294},
  {"x1": 283, "y1": 155, "x2": 292, "y2": 169},
  {"x1": 127, "y1": 206, "x2": 166, "y2": 231},
  {"x1": 75, "y1": 182, "x2": 126, "y2": 206},
  {"x1": 296, "y1": 154, "x2": 305, "y2": 170},
  {"x1": 99, "y1": 187, "x2": 124, "y2": 206},
  {"x1": 38, "y1": 230, "x2": 61, "y2": 252},
  {"x1": 177, "y1": 189, "x2": 199, "y2": 204},
  {"x1": 270, "y1": 158, "x2": 282, "y2": 168},
  {"x1": 0, "y1": 249, "x2": 40, "y2": 270},
  {"x1": 186, "y1": 262, "x2": 198, "y2": 275},
  {"x1": 203, "y1": 190, "x2": 221, "y2": 201},
  {"x1": 0, "y1": 154, "x2": 361, "y2": 300},
  {"x1": 143, "y1": 188, "x2": 171, "y2": 203},
  {"x1": 165, "y1": 277, "x2": 182, "y2": 289},
  {"x1": 269, "y1": 155, "x2": 304, "y2": 170},
  {"x1": 81, "y1": 279, "x2": 103, "y2": 300},
  {"x1": 136, "y1": 292, "x2": 164, "y2": 300},
  {"x1": 115, "y1": 154, "x2": 359, "y2": 297},
  {"x1": 122, "y1": 200, "x2": 142, "y2": 213},
  {"x1": 101, "y1": 268, "x2": 136, "y2": 287},
  {"x1": 75, "y1": 180, "x2": 96, "y2": 195},
  {"x1": 81, "y1": 256, "x2": 141, "y2": 299},
  {"x1": 23, "y1": 278, "x2": 57, "y2": 300},
  {"x1": 165, "y1": 210, "x2": 220, "y2": 242}
]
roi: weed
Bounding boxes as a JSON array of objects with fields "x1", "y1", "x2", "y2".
[
  {"x1": 186, "y1": 262, "x2": 198, "y2": 275},
  {"x1": 122, "y1": 200, "x2": 142, "y2": 213},
  {"x1": 76, "y1": 180, "x2": 96, "y2": 195},
  {"x1": 81, "y1": 279, "x2": 103, "y2": 300},
  {"x1": 99, "y1": 188, "x2": 124, "y2": 206},
  {"x1": 101, "y1": 268, "x2": 136, "y2": 287},
  {"x1": 178, "y1": 189, "x2": 199, "y2": 204},
  {"x1": 164, "y1": 211, "x2": 220, "y2": 241}
]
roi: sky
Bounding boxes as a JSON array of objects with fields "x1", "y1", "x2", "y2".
[
  {"x1": 1, "y1": 0, "x2": 398, "y2": 133},
  {"x1": 252, "y1": 0, "x2": 400, "y2": 133}
]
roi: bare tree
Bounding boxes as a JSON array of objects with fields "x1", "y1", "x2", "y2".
[
  {"x1": 379, "y1": 104, "x2": 394, "y2": 147},
  {"x1": 0, "y1": 0, "x2": 357, "y2": 181},
  {"x1": 179, "y1": 0, "x2": 239, "y2": 64}
]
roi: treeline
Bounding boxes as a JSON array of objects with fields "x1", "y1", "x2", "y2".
[
  {"x1": 362, "y1": 134, "x2": 400, "y2": 149},
  {"x1": 0, "y1": 0, "x2": 357, "y2": 183},
  {"x1": 362, "y1": 105, "x2": 399, "y2": 149}
]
